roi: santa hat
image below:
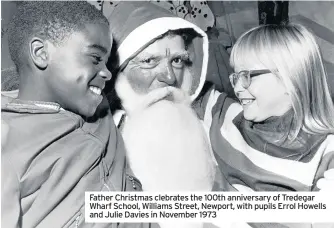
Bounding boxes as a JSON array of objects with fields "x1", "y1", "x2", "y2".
[{"x1": 107, "y1": 1, "x2": 208, "y2": 101}]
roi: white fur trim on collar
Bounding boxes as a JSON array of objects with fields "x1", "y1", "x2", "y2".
[{"x1": 117, "y1": 17, "x2": 209, "y2": 101}]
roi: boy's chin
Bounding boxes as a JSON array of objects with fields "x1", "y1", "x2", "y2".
[
  {"x1": 75, "y1": 97, "x2": 107, "y2": 119},
  {"x1": 93, "y1": 95, "x2": 110, "y2": 117},
  {"x1": 76, "y1": 106, "x2": 98, "y2": 119}
]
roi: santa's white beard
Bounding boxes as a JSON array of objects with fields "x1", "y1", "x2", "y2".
[
  {"x1": 116, "y1": 76, "x2": 216, "y2": 190},
  {"x1": 123, "y1": 97, "x2": 216, "y2": 191},
  {"x1": 117, "y1": 77, "x2": 216, "y2": 228}
]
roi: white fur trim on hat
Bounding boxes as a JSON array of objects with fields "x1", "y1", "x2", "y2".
[{"x1": 117, "y1": 17, "x2": 209, "y2": 101}]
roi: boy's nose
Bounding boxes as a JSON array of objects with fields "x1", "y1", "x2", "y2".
[
  {"x1": 99, "y1": 68, "x2": 112, "y2": 81},
  {"x1": 156, "y1": 63, "x2": 176, "y2": 86}
]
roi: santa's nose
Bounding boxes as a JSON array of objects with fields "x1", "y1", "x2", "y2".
[{"x1": 156, "y1": 63, "x2": 176, "y2": 86}]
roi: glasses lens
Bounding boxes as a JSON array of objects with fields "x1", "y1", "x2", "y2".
[
  {"x1": 230, "y1": 71, "x2": 252, "y2": 88},
  {"x1": 239, "y1": 71, "x2": 250, "y2": 89}
]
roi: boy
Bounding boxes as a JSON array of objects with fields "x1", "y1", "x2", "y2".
[{"x1": 1, "y1": 2, "x2": 138, "y2": 227}]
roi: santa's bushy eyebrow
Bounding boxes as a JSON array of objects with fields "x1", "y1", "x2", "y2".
[
  {"x1": 130, "y1": 54, "x2": 161, "y2": 64},
  {"x1": 131, "y1": 50, "x2": 190, "y2": 62},
  {"x1": 169, "y1": 51, "x2": 190, "y2": 60}
]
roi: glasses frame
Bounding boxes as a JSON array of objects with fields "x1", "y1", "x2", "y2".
[{"x1": 229, "y1": 69, "x2": 272, "y2": 89}]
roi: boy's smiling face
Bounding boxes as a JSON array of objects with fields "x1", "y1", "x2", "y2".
[{"x1": 45, "y1": 23, "x2": 112, "y2": 117}]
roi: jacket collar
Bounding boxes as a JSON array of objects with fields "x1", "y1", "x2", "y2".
[{"x1": 2, "y1": 96, "x2": 62, "y2": 114}]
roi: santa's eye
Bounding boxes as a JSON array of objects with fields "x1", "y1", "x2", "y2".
[
  {"x1": 171, "y1": 55, "x2": 189, "y2": 69},
  {"x1": 172, "y1": 57, "x2": 182, "y2": 64},
  {"x1": 139, "y1": 57, "x2": 159, "y2": 69},
  {"x1": 141, "y1": 58, "x2": 157, "y2": 64}
]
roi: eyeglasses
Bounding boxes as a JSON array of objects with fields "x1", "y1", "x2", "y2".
[{"x1": 229, "y1": 69, "x2": 272, "y2": 89}]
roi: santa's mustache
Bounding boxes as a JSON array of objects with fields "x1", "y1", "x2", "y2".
[{"x1": 132, "y1": 86, "x2": 192, "y2": 113}]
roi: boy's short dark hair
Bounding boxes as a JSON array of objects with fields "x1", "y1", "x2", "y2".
[{"x1": 8, "y1": 1, "x2": 109, "y2": 71}]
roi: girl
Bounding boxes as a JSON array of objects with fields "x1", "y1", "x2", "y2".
[
  {"x1": 194, "y1": 22, "x2": 334, "y2": 228},
  {"x1": 195, "y1": 23, "x2": 334, "y2": 193}
]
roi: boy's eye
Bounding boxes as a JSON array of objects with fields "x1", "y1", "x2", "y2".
[{"x1": 91, "y1": 55, "x2": 102, "y2": 64}]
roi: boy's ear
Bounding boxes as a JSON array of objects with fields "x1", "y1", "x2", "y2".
[{"x1": 29, "y1": 37, "x2": 48, "y2": 69}]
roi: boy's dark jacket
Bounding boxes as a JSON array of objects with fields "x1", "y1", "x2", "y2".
[{"x1": 1, "y1": 94, "x2": 142, "y2": 228}]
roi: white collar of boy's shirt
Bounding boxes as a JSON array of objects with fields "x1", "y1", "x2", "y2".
[
  {"x1": 1, "y1": 90, "x2": 65, "y2": 111},
  {"x1": 1, "y1": 89, "x2": 19, "y2": 98},
  {"x1": 34, "y1": 103, "x2": 64, "y2": 111}
]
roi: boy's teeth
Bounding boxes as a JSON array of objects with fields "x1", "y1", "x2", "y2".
[{"x1": 89, "y1": 86, "x2": 102, "y2": 95}]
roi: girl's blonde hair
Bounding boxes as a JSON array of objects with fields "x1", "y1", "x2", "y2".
[{"x1": 230, "y1": 23, "x2": 334, "y2": 139}]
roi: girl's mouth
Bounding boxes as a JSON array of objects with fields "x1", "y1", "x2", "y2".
[{"x1": 240, "y1": 99, "x2": 255, "y2": 106}]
